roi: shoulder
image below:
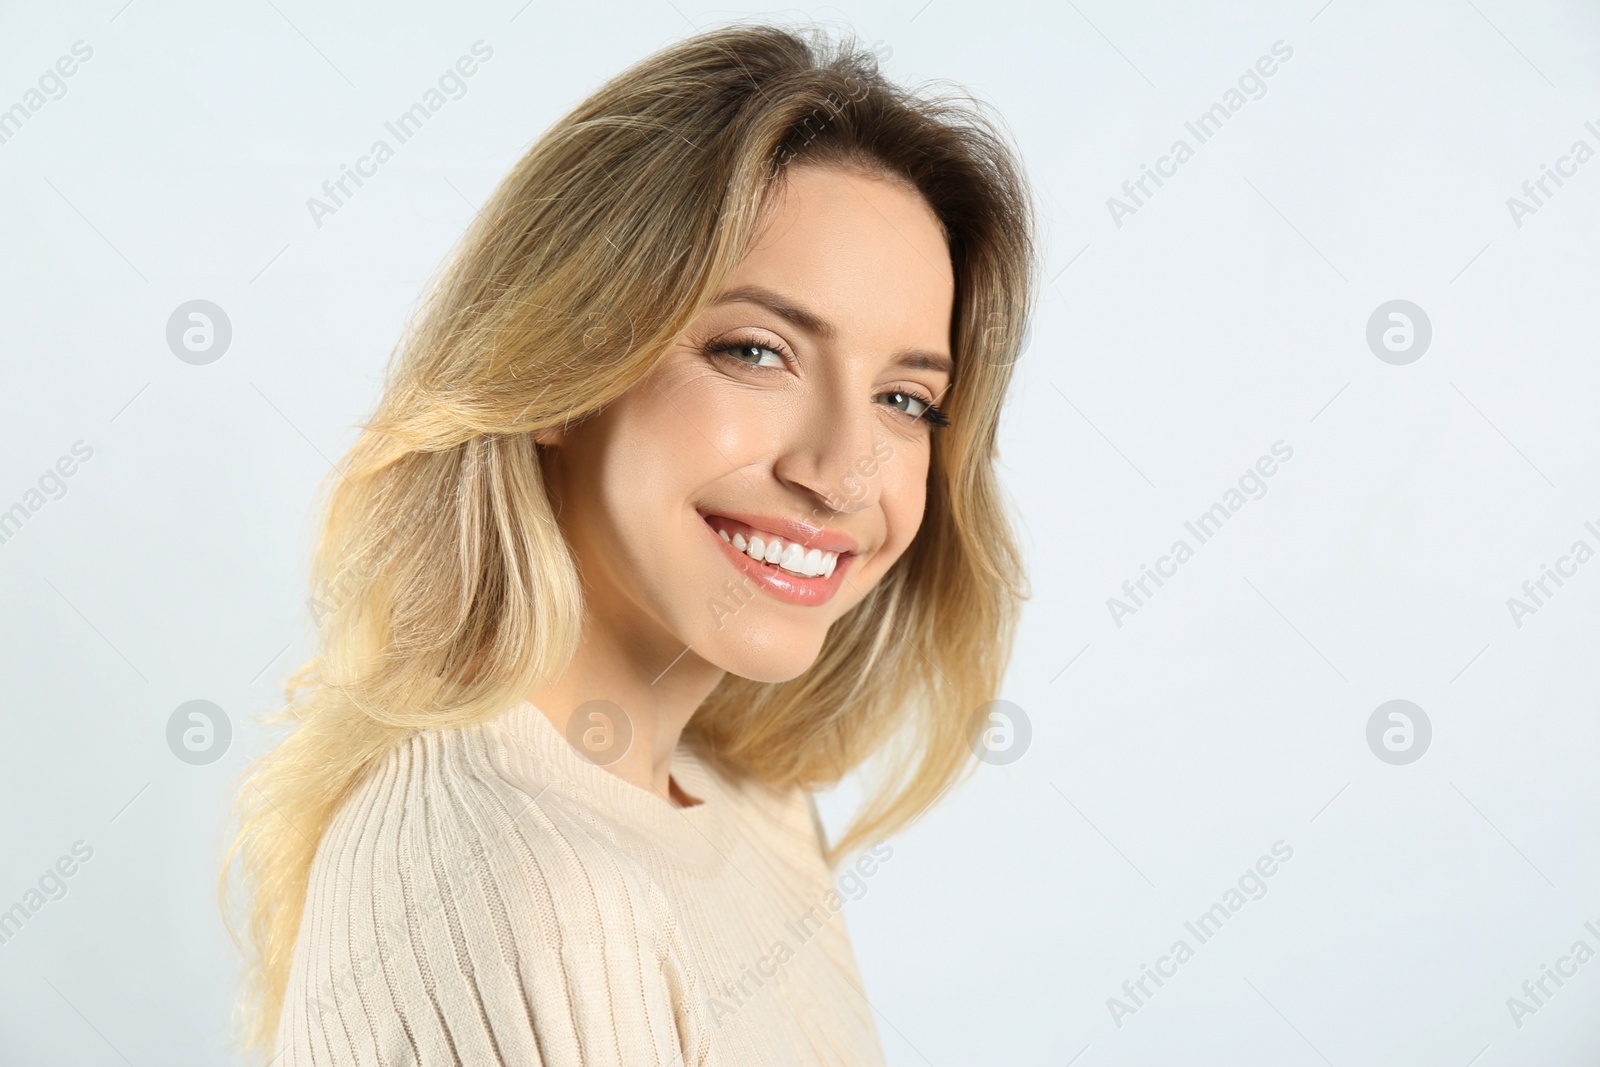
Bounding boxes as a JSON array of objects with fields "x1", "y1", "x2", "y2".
[
  {"x1": 699, "y1": 748, "x2": 832, "y2": 866},
  {"x1": 311, "y1": 723, "x2": 664, "y2": 920},
  {"x1": 274, "y1": 725, "x2": 685, "y2": 1067}
]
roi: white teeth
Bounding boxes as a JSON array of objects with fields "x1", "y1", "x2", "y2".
[{"x1": 716, "y1": 520, "x2": 841, "y2": 577}]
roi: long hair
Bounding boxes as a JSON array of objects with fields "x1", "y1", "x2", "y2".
[{"x1": 221, "y1": 19, "x2": 1035, "y2": 1058}]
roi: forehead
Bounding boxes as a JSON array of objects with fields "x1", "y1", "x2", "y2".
[{"x1": 725, "y1": 165, "x2": 955, "y2": 353}]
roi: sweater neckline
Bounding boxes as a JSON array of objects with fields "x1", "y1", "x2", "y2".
[{"x1": 490, "y1": 698, "x2": 724, "y2": 835}]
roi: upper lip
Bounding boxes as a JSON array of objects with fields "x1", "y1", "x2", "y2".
[{"x1": 697, "y1": 507, "x2": 862, "y2": 555}]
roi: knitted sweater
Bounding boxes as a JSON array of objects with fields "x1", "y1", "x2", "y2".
[{"x1": 272, "y1": 699, "x2": 887, "y2": 1066}]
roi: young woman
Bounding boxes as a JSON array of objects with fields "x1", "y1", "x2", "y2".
[{"x1": 223, "y1": 20, "x2": 1034, "y2": 1066}]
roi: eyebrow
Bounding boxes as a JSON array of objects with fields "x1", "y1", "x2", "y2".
[{"x1": 709, "y1": 284, "x2": 955, "y2": 376}]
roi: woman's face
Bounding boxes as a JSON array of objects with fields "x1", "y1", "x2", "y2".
[{"x1": 540, "y1": 163, "x2": 955, "y2": 683}]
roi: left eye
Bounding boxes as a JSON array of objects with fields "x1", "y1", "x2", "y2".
[{"x1": 878, "y1": 390, "x2": 929, "y2": 419}]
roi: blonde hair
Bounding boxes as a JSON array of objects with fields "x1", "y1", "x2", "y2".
[{"x1": 221, "y1": 19, "x2": 1035, "y2": 1059}]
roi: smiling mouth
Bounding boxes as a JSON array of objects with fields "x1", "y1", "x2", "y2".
[{"x1": 700, "y1": 514, "x2": 848, "y2": 579}]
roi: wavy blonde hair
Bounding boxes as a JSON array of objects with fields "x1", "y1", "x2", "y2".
[{"x1": 221, "y1": 19, "x2": 1036, "y2": 1059}]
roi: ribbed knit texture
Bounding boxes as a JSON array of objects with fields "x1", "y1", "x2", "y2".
[{"x1": 272, "y1": 699, "x2": 886, "y2": 1066}]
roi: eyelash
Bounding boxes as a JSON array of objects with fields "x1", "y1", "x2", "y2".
[{"x1": 705, "y1": 336, "x2": 951, "y2": 428}]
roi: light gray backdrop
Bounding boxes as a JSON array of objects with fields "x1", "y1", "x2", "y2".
[{"x1": 2, "y1": 0, "x2": 1597, "y2": 1063}]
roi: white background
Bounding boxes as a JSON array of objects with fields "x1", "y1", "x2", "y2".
[{"x1": 2, "y1": 0, "x2": 1598, "y2": 1064}]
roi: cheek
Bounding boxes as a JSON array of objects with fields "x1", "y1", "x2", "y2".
[
  {"x1": 590, "y1": 367, "x2": 773, "y2": 526},
  {"x1": 873, "y1": 441, "x2": 931, "y2": 562},
  {"x1": 645, "y1": 361, "x2": 782, "y2": 472}
]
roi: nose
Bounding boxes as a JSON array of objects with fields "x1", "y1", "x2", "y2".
[{"x1": 771, "y1": 388, "x2": 884, "y2": 516}]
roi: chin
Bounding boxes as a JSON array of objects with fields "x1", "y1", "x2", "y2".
[{"x1": 697, "y1": 620, "x2": 827, "y2": 684}]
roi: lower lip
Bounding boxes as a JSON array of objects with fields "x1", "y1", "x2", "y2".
[{"x1": 702, "y1": 518, "x2": 854, "y2": 607}]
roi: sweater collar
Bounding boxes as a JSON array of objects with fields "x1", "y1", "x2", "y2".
[{"x1": 487, "y1": 698, "x2": 730, "y2": 865}]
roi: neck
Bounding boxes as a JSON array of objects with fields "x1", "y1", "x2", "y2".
[{"x1": 526, "y1": 609, "x2": 722, "y2": 805}]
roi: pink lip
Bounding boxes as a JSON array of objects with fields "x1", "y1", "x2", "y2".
[{"x1": 700, "y1": 514, "x2": 855, "y2": 607}]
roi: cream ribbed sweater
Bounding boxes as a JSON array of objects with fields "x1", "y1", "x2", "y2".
[{"x1": 272, "y1": 700, "x2": 887, "y2": 1066}]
